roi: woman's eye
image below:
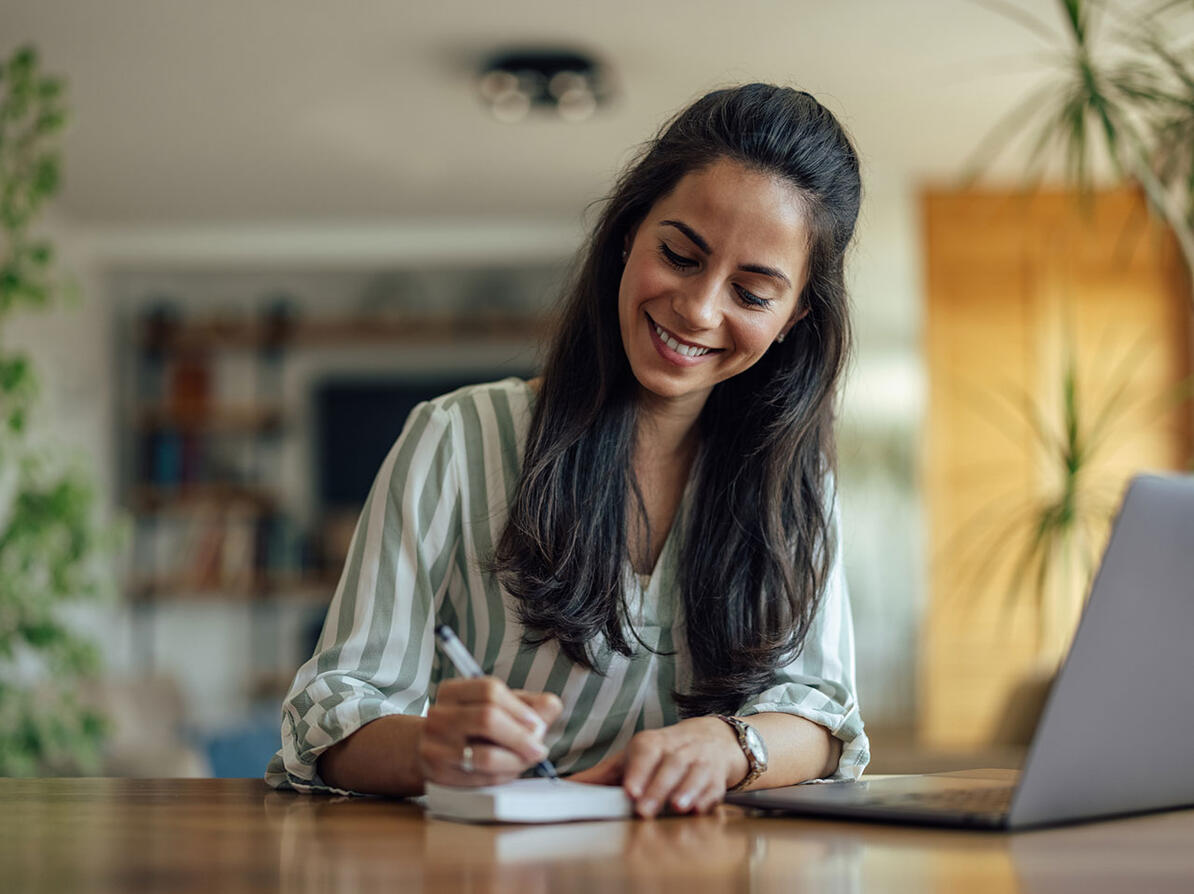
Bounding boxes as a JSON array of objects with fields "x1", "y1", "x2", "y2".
[
  {"x1": 658, "y1": 242, "x2": 696, "y2": 270},
  {"x1": 736, "y1": 286, "x2": 771, "y2": 309},
  {"x1": 656, "y1": 241, "x2": 771, "y2": 308}
]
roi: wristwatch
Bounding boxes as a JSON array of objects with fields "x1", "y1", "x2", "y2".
[{"x1": 715, "y1": 714, "x2": 768, "y2": 792}]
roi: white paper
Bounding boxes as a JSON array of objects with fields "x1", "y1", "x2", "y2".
[{"x1": 424, "y1": 778, "x2": 633, "y2": 824}]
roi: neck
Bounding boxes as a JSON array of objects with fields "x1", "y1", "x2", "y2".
[{"x1": 633, "y1": 386, "x2": 707, "y2": 461}]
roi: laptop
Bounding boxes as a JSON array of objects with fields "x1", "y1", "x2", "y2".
[{"x1": 727, "y1": 474, "x2": 1194, "y2": 830}]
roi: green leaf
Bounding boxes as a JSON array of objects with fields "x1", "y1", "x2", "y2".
[
  {"x1": 9, "y1": 46, "x2": 37, "y2": 81},
  {"x1": 27, "y1": 241, "x2": 53, "y2": 267},
  {"x1": 0, "y1": 44, "x2": 127, "y2": 776},
  {"x1": 20, "y1": 618, "x2": 66, "y2": 649},
  {"x1": 32, "y1": 153, "x2": 61, "y2": 197},
  {"x1": 35, "y1": 77, "x2": 63, "y2": 101},
  {"x1": 34, "y1": 109, "x2": 66, "y2": 136},
  {"x1": 958, "y1": 81, "x2": 1064, "y2": 186}
]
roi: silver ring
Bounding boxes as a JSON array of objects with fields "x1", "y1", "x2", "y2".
[{"x1": 460, "y1": 743, "x2": 474, "y2": 774}]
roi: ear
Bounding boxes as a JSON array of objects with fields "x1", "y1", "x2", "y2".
[{"x1": 778, "y1": 304, "x2": 810, "y2": 341}]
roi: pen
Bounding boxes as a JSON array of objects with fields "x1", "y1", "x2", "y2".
[{"x1": 434, "y1": 623, "x2": 559, "y2": 781}]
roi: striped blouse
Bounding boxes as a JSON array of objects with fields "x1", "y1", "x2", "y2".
[{"x1": 266, "y1": 378, "x2": 869, "y2": 793}]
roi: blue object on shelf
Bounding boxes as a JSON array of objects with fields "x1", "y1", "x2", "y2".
[{"x1": 202, "y1": 718, "x2": 282, "y2": 779}]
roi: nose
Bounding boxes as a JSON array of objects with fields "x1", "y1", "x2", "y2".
[{"x1": 670, "y1": 275, "x2": 720, "y2": 332}]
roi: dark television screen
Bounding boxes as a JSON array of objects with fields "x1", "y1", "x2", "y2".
[{"x1": 315, "y1": 376, "x2": 490, "y2": 510}]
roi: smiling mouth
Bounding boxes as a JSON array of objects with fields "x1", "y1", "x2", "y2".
[{"x1": 648, "y1": 314, "x2": 721, "y2": 358}]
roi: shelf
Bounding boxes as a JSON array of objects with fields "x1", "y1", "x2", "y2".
[
  {"x1": 288, "y1": 314, "x2": 549, "y2": 345},
  {"x1": 129, "y1": 483, "x2": 277, "y2": 513},
  {"x1": 125, "y1": 307, "x2": 527, "y2": 609},
  {"x1": 128, "y1": 572, "x2": 337, "y2": 604},
  {"x1": 139, "y1": 312, "x2": 549, "y2": 351},
  {"x1": 135, "y1": 405, "x2": 284, "y2": 434}
]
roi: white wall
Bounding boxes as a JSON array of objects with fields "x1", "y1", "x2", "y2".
[{"x1": 839, "y1": 164, "x2": 927, "y2": 731}]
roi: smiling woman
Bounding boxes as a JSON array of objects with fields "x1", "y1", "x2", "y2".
[
  {"x1": 268, "y1": 84, "x2": 868, "y2": 818},
  {"x1": 619, "y1": 160, "x2": 811, "y2": 409}
]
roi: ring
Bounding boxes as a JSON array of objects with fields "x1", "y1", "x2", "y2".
[{"x1": 460, "y1": 744, "x2": 474, "y2": 774}]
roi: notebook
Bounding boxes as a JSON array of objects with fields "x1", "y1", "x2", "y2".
[
  {"x1": 424, "y1": 778, "x2": 633, "y2": 824},
  {"x1": 727, "y1": 474, "x2": 1194, "y2": 830}
]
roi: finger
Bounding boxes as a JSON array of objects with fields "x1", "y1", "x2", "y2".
[
  {"x1": 636, "y1": 752, "x2": 691, "y2": 818},
  {"x1": 424, "y1": 699, "x2": 547, "y2": 764},
  {"x1": 693, "y1": 779, "x2": 726, "y2": 814},
  {"x1": 452, "y1": 677, "x2": 548, "y2": 736},
  {"x1": 622, "y1": 736, "x2": 664, "y2": 800},
  {"x1": 514, "y1": 690, "x2": 564, "y2": 727},
  {"x1": 668, "y1": 763, "x2": 712, "y2": 814},
  {"x1": 456, "y1": 704, "x2": 551, "y2": 764},
  {"x1": 421, "y1": 739, "x2": 525, "y2": 787}
]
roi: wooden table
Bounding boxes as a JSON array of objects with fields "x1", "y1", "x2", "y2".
[{"x1": 3, "y1": 778, "x2": 1193, "y2": 892}]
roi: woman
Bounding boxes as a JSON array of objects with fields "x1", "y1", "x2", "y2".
[{"x1": 267, "y1": 83, "x2": 869, "y2": 817}]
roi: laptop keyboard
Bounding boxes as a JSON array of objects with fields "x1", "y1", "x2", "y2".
[{"x1": 879, "y1": 784, "x2": 1015, "y2": 815}]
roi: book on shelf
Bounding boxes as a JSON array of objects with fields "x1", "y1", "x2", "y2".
[{"x1": 170, "y1": 353, "x2": 211, "y2": 417}]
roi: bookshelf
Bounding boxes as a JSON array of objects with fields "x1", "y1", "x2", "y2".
[
  {"x1": 110, "y1": 263, "x2": 560, "y2": 721},
  {"x1": 124, "y1": 306, "x2": 549, "y2": 605}
]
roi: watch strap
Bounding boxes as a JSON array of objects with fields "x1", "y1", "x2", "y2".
[{"x1": 715, "y1": 714, "x2": 766, "y2": 792}]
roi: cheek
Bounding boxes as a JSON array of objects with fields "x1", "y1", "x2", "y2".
[
  {"x1": 731, "y1": 317, "x2": 783, "y2": 359},
  {"x1": 619, "y1": 265, "x2": 668, "y2": 333},
  {"x1": 623, "y1": 263, "x2": 672, "y2": 307}
]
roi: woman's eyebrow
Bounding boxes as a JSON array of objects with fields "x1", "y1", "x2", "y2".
[
  {"x1": 660, "y1": 219, "x2": 712, "y2": 254},
  {"x1": 739, "y1": 262, "x2": 792, "y2": 290},
  {"x1": 659, "y1": 219, "x2": 792, "y2": 289}
]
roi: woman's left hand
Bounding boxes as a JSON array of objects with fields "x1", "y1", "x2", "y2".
[{"x1": 568, "y1": 716, "x2": 748, "y2": 817}]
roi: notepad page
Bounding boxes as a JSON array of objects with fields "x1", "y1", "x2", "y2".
[{"x1": 424, "y1": 778, "x2": 633, "y2": 824}]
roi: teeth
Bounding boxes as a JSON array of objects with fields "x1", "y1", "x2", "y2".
[{"x1": 654, "y1": 321, "x2": 711, "y2": 357}]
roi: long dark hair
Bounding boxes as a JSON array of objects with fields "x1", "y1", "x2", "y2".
[{"x1": 492, "y1": 84, "x2": 861, "y2": 717}]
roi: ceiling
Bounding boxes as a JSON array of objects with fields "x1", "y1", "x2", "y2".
[{"x1": 0, "y1": 1, "x2": 1102, "y2": 225}]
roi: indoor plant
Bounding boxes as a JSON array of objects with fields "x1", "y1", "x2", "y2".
[
  {"x1": 0, "y1": 45, "x2": 118, "y2": 775},
  {"x1": 970, "y1": 0, "x2": 1194, "y2": 288},
  {"x1": 957, "y1": 0, "x2": 1194, "y2": 664}
]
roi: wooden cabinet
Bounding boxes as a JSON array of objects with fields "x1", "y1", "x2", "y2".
[{"x1": 921, "y1": 187, "x2": 1191, "y2": 747}]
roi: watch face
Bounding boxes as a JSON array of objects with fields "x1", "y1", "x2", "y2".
[{"x1": 744, "y1": 725, "x2": 767, "y2": 763}]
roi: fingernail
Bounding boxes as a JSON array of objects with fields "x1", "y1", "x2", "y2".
[
  {"x1": 674, "y1": 793, "x2": 691, "y2": 810},
  {"x1": 639, "y1": 799, "x2": 656, "y2": 816},
  {"x1": 533, "y1": 743, "x2": 549, "y2": 760},
  {"x1": 526, "y1": 715, "x2": 546, "y2": 735}
]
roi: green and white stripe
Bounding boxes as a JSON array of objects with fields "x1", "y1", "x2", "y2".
[{"x1": 266, "y1": 377, "x2": 869, "y2": 793}]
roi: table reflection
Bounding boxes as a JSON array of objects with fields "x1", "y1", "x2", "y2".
[
  {"x1": 263, "y1": 786, "x2": 1194, "y2": 894},
  {"x1": 266, "y1": 790, "x2": 868, "y2": 894},
  {"x1": 422, "y1": 811, "x2": 759, "y2": 893}
]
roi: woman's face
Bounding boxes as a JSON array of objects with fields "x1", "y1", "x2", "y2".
[{"x1": 618, "y1": 158, "x2": 811, "y2": 414}]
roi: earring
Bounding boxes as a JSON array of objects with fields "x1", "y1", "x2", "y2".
[
  {"x1": 776, "y1": 332, "x2": 787, "y2": 344},
  {"x1": 621, "y1": 248, "x2": 628, "y2": 263}
]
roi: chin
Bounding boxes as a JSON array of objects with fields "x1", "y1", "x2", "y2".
[{"x1": 630, "y1": 368, "x2": 714, "y2": 403}]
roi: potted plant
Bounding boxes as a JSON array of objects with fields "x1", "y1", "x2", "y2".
[
  {"x1": 937, "y1": 2, "x2": 1194, "y2": 745},
  {"x1": 969, "y1": 0, "x2": 1194, "y2": 289},
  {"x1": 952, "y1": 336, "x2": 1190, "y2": 662},
  {"x1": 0, "y1": 45, "x2": 120, "y2": 775}
]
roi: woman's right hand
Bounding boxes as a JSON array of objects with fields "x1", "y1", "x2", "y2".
[{"x1": 417, "y1": 677, "x2": 563, "y2": 787}]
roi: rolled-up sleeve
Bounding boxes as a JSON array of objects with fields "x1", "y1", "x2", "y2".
[
  {"x1": 736, "y1": 498, "x2": 870, "y2": 781},
  {"x1": 265, "y1": 400, "x2": 462, "y2": 793}
]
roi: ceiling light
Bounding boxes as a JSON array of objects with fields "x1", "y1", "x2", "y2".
[{"x1": 477, "y1": 48, "x2": 609, "y2": 123}]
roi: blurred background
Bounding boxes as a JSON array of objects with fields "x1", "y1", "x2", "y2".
[{"x1": 0, "y1": 0, "x2": 1190, "y2": 779}]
